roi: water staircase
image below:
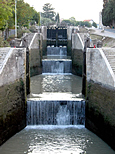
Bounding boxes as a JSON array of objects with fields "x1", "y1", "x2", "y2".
[{"x1": 27, "y1": 46, "x2": 85, "y2": 126}]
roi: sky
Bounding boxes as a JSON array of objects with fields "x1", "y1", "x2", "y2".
[{"x1": 24, "y1": 0, "x2": 103, "y2": 23}]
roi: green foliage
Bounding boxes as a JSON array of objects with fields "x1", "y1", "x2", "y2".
[
  {"x1": 42, "y1": 3, "x2": 56, "y2": 21},
  {"x1": 32, "y1": 11, "x2": 40, "y2": 24},
  {"x1": 17, "y1": 28, "x2": 30, "y2": 38},
  {"x1": 69, "y1": 17, "x2": 76, "y2": 26},
  {"x1": 55, "y1": 13, "x2": 60, "y2": 24},
  {"x1": 102, "y1": 0, "x2": 115, "y2": 26},
  {"x1": 0, "y1": 35, "x2": 10, "y2": 47},
  {"x1": 17, "y1": 0, "x2": 32, "y2": 27},
  {"x1": 92, "y1": 22, "x2": 97, "y2": 28},
  {"x1": 0, "y1": 0, "x2": 40, "y2": 32},
  {"x1": 29, "y1": 25, "x2": 37, "y2": 33},
  {"x1": 41, "y1": 17, "x2": 53, "y2": 26},
  {"x1": 0, "y1": 0, "x2": 14, "y2": 30},
  {"x1": 61, "y1": 19, "x2": 72, "y2": 26},
  {"x1": 61, "y1": 18, "x2": 92, "y2": 27}
]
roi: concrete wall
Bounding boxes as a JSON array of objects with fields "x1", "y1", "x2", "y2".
[
  {"x1": 0, "y1": 48, "x2": 26, "y2": 145},
  {"x1": 29, "y1": 33, "x2": 42, "y2": 76},
  {"x1": 41, "y1": 26, "x2": 47, "y2": 56},
  {"x1": 0, "y1": 48, "x2": 26, "y2": 86},
  {"x1": 72, "y1": 33, "x2": 84, "y2": 51},
  {"x1": 86, "y1": 48, "x2": 115, "y2": 87},
  {"x1": 86, "y1": 80, "x2": 115, "y2": 151},
  {"x1": 86, "y1": 48, "x2": 115, "y2": 150},
  {"x1": 71, "y1": 33, "x2": 85, "y2": 76}
]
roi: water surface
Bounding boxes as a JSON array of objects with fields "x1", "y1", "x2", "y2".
[
  {"x1": 28, "y1": 74, "x2": 83, "y2": 100},
  {"x1": 0, "y1": 126, "x2": 114, "y2": 154}
]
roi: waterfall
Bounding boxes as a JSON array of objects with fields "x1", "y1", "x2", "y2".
[
  {"x1": 26, "y1": 100, "x2": 85, "y2": 125},
  {"x1": 27, "y1": 45, "x2": 85, "y2": 127},
  {"x1": 47, "y1": 46, "x2": 67, "y2": 56},
  {"x1": 56, "y1": 105, "x2": 70, "y2": 125},
  {"x1": 42, "y1": 60, "x2": 72, "y2": 74},
  {"x1": 42, "y1": 46, "x2": 71, "y2": 74}
]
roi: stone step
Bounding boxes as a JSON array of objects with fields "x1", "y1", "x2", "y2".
[
  {"x1": 107, "y1": 62, "x2": 115, "y2": 65},
  {"x1": 108, "y1": 61, "x2": 115, "y2": 63},
  {"x1": 107, "y1": 59, "x2": 115, "y2": 61},
  {"x1": 107, "y1": 56, "x2": 115, "y2": 58},
  {"x1": 0, "y1": 54, "x2": 7, "y2": 59},
  {"x1": 106, "y1": 55, "x2": 115, "y2": 56},
  {"x1": 0, "y1": 48, "x2": 10, "y2": 70},
  {"x1": 107, "y1": 57, "x2": 115, "y2": 60}
]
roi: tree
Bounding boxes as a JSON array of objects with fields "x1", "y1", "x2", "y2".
[
  {"x1": 42, "y1": 3, "x2": 56, "y2": 21},
  {"x1": 92, "y1": 21, "x2": 97, "y2": 28},
  {"x1": 102, "y1": 0, "x2": 115, "y2": 26},
  {"x1": 17, "y1": 0, "x2": 33, "y2": 27},
  {"x1": 69, "y1": 17, "x2": 76, "y2": 26},
  {"x1": 32, "y1": 11, "x2": 40, "y2": 24},
  {"x1": 0, "y1": 0, "x2": 14, "y2": 30},
  {"x1": 61, "y1": 19, "x2": 72, "y2": 26},
  {"x1": 55, "y1": 13, "x2": 60, "y2": 24},
  {"x1": 16, "y1": 0, "x2": 40, "y2": 28},
  {"x1": 41, "y1": 17, "x2": 53, "y2": 26},
  {"x1": 83, "y1": 21, "x2": 92, "y2": 27}
]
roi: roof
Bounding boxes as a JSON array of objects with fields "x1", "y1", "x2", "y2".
[{"x1": 84, "y1": 19, "x2": 93, "y2": 22}]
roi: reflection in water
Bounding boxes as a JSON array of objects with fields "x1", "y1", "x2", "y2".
[
  {"x1": 28, "y1": 74, "x2": 83, "y2": 100},
  {"x1": 0, "y1": 126, "x2": 114, "y2": 154}
]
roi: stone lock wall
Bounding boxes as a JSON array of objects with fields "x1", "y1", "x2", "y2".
[
  {"x1": 41, "y1": 26, "x2": 47, "y2": 56},
  {"x1": 29, "y1": 33, "x2": 43, "y2": 77},
  {"x1": 0, "y1": 48, "x2": 26, "y2": 145},
  {"x1": 71, "y1": 33, "x2": 85, "y2": 76},
  {"x1": 86, "y1": 48, "x2": 115, "y2": 150},
  {"x1": 0, "y1": 79, "x2": 26, "y2": 145},
  {"x1": 86, "y1": 80, "x2": 115, "y2": 151}
]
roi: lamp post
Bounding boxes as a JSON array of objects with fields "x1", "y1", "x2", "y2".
[
  {"x1": 40, "y1": 12, "x2": 41, "y2": 26},
  {"x1": 15, "y1": 0, "x2": 17, "y2": 38}
]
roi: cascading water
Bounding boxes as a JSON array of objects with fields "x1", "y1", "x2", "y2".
[
  {"x1": 47, "y1": 46, "x2": 67, "y2": 56},
  {"x1": 42, "y1": 46, "x2": 72, "y2": 74},
  {"x1": 1, "y1": 46, "x2": 114, "y2": 154},
  {"x1": 27, "y1": 100, "x2": 85, "y2": 125},
  {"x1": 27, "y1": 46, "x2": 85, "y2": 126},
  {"x1": 42, "y1": 60, "x2": 72, "y2": 74}
]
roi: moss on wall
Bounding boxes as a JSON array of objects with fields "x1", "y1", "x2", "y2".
[
  {"x1": 86, "y1": 80, "x2": 115, "y2": 151},
  {"x1": 71, "y1": 49, "x2": 83, "y2": 76},
  {"x1": 42, "y1": 40, "x2": 47, "y2": 56},
  {"x1": 30, "y1": 48, "x2": 42, "y2": 77},
  {"x1": 67, "y1": 40, "x2": 72, "y2": 56},
  {"x1": 0, "y1": 79, "x2": 26, "y2": 145}
]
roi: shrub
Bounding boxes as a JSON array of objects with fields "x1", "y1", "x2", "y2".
[
  {"x1": 17, "y1": 28, "x2": 30, "y2": 38},
  {"x1": 0, "y1": 35, "x2": 10, "y2": 47}
]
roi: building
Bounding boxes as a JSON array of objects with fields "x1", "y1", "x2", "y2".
[{"x1": 84, "y1": 19, "x2": 94, "y2": 25}]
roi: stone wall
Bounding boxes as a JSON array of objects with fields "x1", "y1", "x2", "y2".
[
  {"x1": 72, "y1": 49, "x2": 83, "y2": 76},
  {"x1": 41, "y1": 26, "x2": 47, "y2": 56},
  {"x1": 0, "y1": 48, "x2": 26, "y2": 145},
  {"x1": 67, "y1": 27, "x2": 72, "y2": 56},
  {"x1": 71, "y1": 33, "x2": 84, "y2": 76},
  {"x1": 86, "y1": 80, "x2": 115, "y2": 151},
  {"x1": 29, "y1": 33, "x2": 42, "y2": 76},
  {"x1": 0, "y1": 48, "x2": 26, "y2": 86},
  {"x1": 86, "y1": 47, "x2": 115, "y2": 150},
  {"x1": 86, "y1": 48, "x2": 115, "y2": 87},
  {"x1": 0, "y1": 79, "x2": 26, "y2": 145}
]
